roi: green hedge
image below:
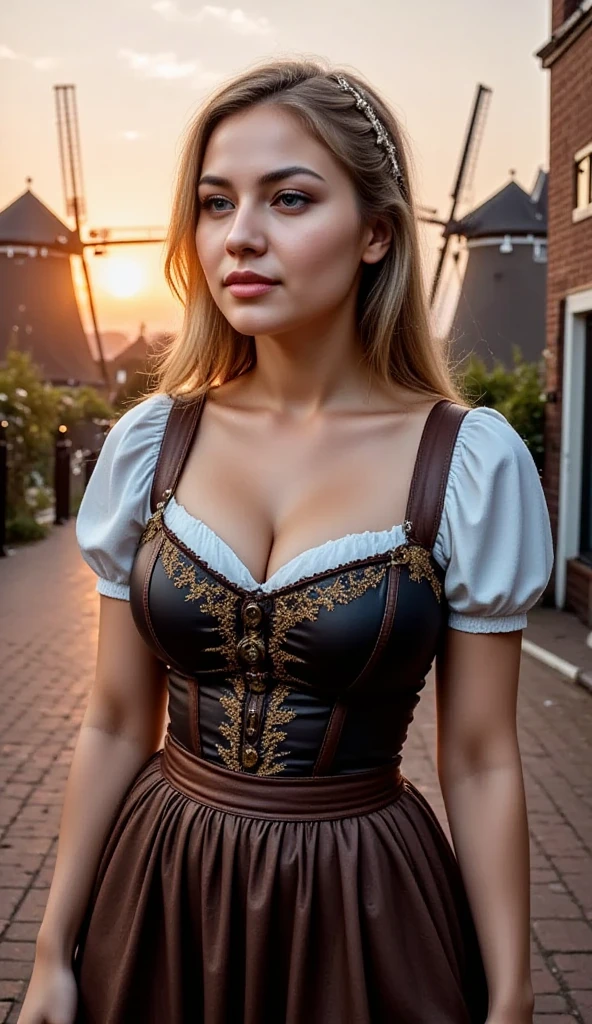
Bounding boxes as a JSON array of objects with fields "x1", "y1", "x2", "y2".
[{"x1": 459, "y1": 346, "x2": 546, "y2": 474}]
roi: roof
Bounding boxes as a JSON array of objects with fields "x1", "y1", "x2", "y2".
[
  {"x1": 537, "y1": 0, "x2": 592, "y2": 66},
  {"x1": 0, "y1": 189, "x2": 82, "y2": 253},
  {"x1": 445, "y1": 175, "x2": 548, "y2": 240}
]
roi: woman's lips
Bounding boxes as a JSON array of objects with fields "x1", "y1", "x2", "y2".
[{"x1": 226, "y1": 281, "x2": 278, "y2": 298}]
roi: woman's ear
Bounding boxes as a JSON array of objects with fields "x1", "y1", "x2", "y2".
[{"x1": 361, "y1": 216, "x2": 392, "y2": 265}]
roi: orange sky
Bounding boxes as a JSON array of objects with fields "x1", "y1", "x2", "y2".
[{"x1": 1, "y1": 0, "x2": 550, "y2": 341}]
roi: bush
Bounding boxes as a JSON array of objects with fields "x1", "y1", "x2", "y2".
[
  {"x1": 6, "y1": 513, "x2": 49, "y2": 544},
  {"x1": 0, "y1": 348, "x2": 116, "y2": 542},
  {"x1": 459, "y1": 346, "x2": 546, "y2": 473}
]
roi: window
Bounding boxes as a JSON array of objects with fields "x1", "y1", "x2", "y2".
[
  {"x1": 573, "y1": 144, "x2": 592, "y2": 222},
  {"x1": 580, "y1": 314, "x2": 592, "y2": 565},
  {"x1": 533, "y1": 241, "x2": 547, "y2": 263}
]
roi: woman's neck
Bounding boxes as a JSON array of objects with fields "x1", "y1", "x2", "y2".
[{"x1": 244, "y1": 302, "x2": 373, "y2": 415}]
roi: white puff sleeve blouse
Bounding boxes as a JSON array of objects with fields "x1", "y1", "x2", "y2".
[
  {"x1": 75, "y1": 393, "x2": 174, "y2": 600},
  {"x1": 75, "y1": 394, "x2": 554, "y2": 632},
  {"x1": 433, "y1": 405, "x2": 554, "y2": 632}
]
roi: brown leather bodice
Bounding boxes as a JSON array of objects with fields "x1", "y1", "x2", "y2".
[{"x1": 129, "y1": 394, "x2": 468, "y2": 777}]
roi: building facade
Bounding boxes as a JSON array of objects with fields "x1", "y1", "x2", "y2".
[{"x1": 537, "y1": 0, "x2": 592, "y2": 626}]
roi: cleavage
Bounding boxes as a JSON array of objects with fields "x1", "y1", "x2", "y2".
[{"x1": 171, "y1": 397, "x2": 431, "y2": 586}]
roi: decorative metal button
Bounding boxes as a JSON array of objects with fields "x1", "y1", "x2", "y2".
[
  {"x1": 246, "y1": 672, "x2": 267, "y2": 694},
  {"x1": 242, "y1": 602, "x2": 263, "y2": 627},
  {"x1": 237, "y1": 635, "x2": 265, "y2": 664},
  {"x1": 242, "y1": 745, "x2": 259, "y2": 768},
  {"x1": 245, "y1": 709, "x2": 259, "y2": 739}
]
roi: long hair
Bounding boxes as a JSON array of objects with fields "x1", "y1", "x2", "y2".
[{"x1": 143, "y1": 57, "x2": 467, "y2": 406}]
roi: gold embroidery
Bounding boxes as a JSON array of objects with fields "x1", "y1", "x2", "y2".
[
  {"x1": 390, "y1": 544, "x2": 442, "y2": 601},
  {"x1": 139, "y1": 506, "x2": 164, "y2": 545},
  {"x1": 257, "y1": 684, "x2": 297, "y2": 776},
  {"x1": 216, "y1": 675, "x2": 246, "y2": 772},
  {"x1": 139, "y1": 488, "x2": 173, "y2": 546},
  {"x1": 157, "y1": 535, "x2": 245, "y2": 768},
  {"x1": 269, "y1": 562, "x2": 390, "y2": 685},
  {"x1": 159, "y1": 536, "x2": 241, "y2": 662}
]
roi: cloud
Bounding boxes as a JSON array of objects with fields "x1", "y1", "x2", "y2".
[
  {"x1": 118, "y1": 48, "x2": 221, "y2": 88},
  {"x1": 118, "y1": 48, "x2": 196, "y2": 79},
  {"x1": 0, "y1": 44, "x2": 58, "y2": 69},
  {"x1": 151, "y1": 1, "x2": 272, "y2": 36}
]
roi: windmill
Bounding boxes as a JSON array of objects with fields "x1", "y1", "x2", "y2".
[
  {"x1": 0, "y1": 183, "x2": 104, "y2": 388},
  {"x1": 443, "y1": 170, "x2": 548, "y2": 369},
  {"x1": 424, "y1": 83, "x2": 548, "y2": 370},
  {"x1": 53, "y1": 85, "x2": 167, "y2": 389}
]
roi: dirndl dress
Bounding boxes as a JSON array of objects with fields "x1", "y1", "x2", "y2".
[{"x1": 72, "y1": 395, "x2": 490, "y2": 1023}]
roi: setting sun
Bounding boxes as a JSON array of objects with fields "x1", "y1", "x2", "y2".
[{"x1": 99, "y1": 257, "x2": 145, "y2": 298}]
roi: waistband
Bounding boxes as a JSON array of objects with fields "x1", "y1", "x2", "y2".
[{"x1": 161, "y1": 731, "x2": 405, "y2": 821}]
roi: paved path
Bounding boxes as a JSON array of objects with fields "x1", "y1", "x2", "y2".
[{"x1": 0, "y1": 522, "x2": 591, "y2": 1023}]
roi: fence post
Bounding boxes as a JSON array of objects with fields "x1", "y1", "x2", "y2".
[
  {"x1": 0, "y1": 418, "x2": 7, "y2": 557},
  {"x1": 54, "y1": 425, "x2": 72, "y2": 525}
]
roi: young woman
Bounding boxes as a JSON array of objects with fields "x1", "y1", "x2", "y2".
[{"x1": 19, "y1": 59, "x2": 553, "y2": 1024}]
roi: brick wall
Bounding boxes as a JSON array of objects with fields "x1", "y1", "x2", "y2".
[
  {"x1": 552, "y1": 1, "x2": 564, "y2": 31},
  {"x1": 544, "y1": 22, "x2": 592, "y2": 617},
  {"x1": 552, "y1": 0, "x2": 583, "y2": 31}
]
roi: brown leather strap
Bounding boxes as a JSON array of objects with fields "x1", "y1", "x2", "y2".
[
  {"x1": 150, "y1": 392, "x2": 208, "y2": 513},
  {"x1": 404, "y1": 399, "x2": 469, "y2": 550},
  {"x1": 162, "y1": 730, "x2": 404, "y2": 820},
  {"x1": 313, "y1": 702, "x2": 348, "y2": 776}
]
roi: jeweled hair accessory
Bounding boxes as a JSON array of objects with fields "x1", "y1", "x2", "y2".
[{"x1": 335, "y1": 75, "x2": 404, "y2": 190}]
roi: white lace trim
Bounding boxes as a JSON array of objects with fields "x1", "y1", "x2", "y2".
[{"x1": 164, "y1": 494, "x2": 410, "y2": 593}]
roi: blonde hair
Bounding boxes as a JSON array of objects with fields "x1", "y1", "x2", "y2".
[{"x1": 145, "y1": 57, "x2": 467, "y2": 406}]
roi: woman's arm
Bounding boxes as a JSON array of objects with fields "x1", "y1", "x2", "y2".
[
  {"x1": 34, "y1": 594, "x2": 169, "y2": 963},
  {"x1": 435, "y1": 627, "x2": 534, "y2": 1024}
]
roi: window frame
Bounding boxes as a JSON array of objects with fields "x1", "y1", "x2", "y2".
[
  {"x1": 573, "y1": 142, "x2": 592, "y2": 223},
  {"x1": 580, "y1": 314, "x2": 592, "y2": 566}
]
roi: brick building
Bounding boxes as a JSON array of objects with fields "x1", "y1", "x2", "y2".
[{"x1": 537, "y1": 0, "x2": 592, "y2": 626}]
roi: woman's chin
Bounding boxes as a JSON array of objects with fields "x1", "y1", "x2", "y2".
[{"x1": 223, "y1": 310, "x2": 298, "y2": 338}]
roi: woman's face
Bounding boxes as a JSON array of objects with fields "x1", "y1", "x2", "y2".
[{"x1": 195, "y1": 104, "x2": 388, "y2": 338}]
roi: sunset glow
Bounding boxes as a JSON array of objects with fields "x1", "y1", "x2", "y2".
[{"x1": 99, "y1": 257, "x2": 145, "y2": 298}]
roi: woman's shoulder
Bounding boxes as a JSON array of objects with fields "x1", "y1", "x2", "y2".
[
  {"x1": 432, "y1": 402, "x2": 554, "y2": 633},
  {"x1": 75, "y1": 392, "x2": 175, "y2": 600},
  {"x1": 444, "y1": 401, "x2": 549, "y2": 530},
  {"x1": 448, "y1": 402, "x2": 530, "y2": 464},
  {"x1": 102, "y1": 391, "x2": 175, "y2": 449}
]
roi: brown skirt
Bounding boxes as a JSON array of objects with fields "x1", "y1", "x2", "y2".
[{"x1": 73, "y1": 731, "x2": 489, "y2": 1024}]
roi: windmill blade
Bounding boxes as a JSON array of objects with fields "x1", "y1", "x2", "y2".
[
  {"x1": 54, "y1": 85, "x2": 87, "y2": 229},
  {"x1": 84, "y1": 226, "x2": 167, "y2": 250},
  {"x1": 430, "y1": 83, "x2": 492, "y2": 307},
  {"x1": 54, "y1": 84, "x2": 108, "y2": 387},
  {"x1": 451, "y1": 84, "x2": 492, "y2": 216}
]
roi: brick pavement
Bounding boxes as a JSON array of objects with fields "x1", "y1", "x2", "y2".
[{"x1": 0, "y1": 522, "x2": 591, "y2": 1024}]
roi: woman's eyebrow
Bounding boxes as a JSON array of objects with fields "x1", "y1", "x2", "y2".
[{"x1": 198, "y1": 166, "x2": 326, "y2": 188}]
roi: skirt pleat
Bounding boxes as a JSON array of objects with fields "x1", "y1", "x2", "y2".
[{"x1": 73, "y1": 737, "x2": 489, "y2": 1024}]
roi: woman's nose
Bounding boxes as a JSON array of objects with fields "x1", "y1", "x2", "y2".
[{"x1": 225, "y1": 204, "x2": 267, "y2": 256}]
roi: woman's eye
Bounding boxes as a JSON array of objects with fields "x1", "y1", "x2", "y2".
[
  {"x1": 275, "y1": 191, "x2": 310, "y2": 211},
  {"x1": 201, "y1": 196, "x2": 233, "y2": 212}
]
